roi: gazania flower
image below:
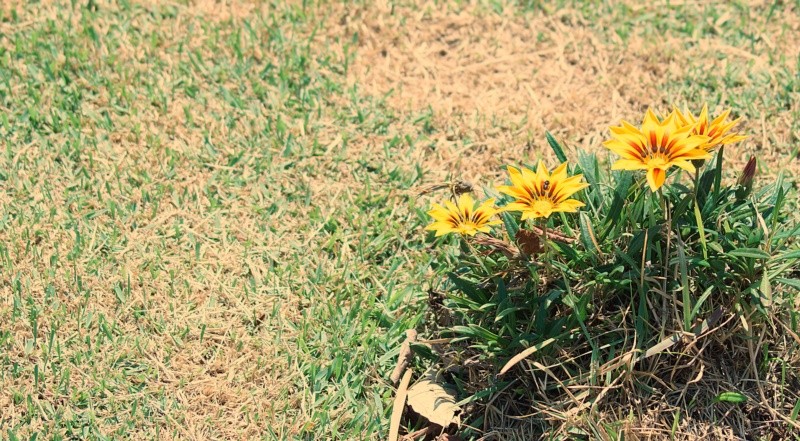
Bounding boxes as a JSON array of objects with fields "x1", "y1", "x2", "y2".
[
  {"x1": 497, "y1": 161, "x2": 589, "y2": 220},
  {"x1": 603, "y1": 109, "x2": 711, "y2": 192},
  {"x1": 426, "y1": 193, "x2": 502, "y2": 237},
  {"x1": 674, "y1": 104, "x2": 747, "y2": 151}
]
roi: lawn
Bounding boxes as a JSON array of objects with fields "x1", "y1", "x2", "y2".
[{"x1": 0, "y1": 1, "x2": 798, "y2": 440}]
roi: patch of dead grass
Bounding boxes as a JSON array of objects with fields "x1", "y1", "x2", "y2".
[{"x1": 331, "y1": 0, "x2": 799, "y2": 183}]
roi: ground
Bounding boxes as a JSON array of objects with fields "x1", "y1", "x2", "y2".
[{"x1": 0, "y1": 0, "x2": 797, "y2": 440}]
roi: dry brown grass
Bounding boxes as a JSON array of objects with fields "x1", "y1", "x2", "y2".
[{"x1": 332, "y1": 0, "x2": 800, "y2": 183}]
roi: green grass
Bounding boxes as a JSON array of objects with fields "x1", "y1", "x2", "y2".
[
  {"x1": 0, "y1": 1, "x2": 430, "y2": 439},
  {"x1": 0, "y1": 1, "x2": 797, "y2": 440}
]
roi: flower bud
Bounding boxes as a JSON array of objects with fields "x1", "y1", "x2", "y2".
[{"x1": 735, "y1": 156, "x2": 756, "y2": 200}]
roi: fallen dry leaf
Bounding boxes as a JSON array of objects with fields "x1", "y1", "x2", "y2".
[
  {"x1": 390, "y1": 329, "x2": 418, "y2": 384},
  {"x1": 406, "y1": 371, "x2": 461, "y2": 428},
  {"x1": 389, "y1": 370, "x2": 413, "y2": 441},
  {"x1": 515, "y1": 228, "x2": 544, "y2": 256}
]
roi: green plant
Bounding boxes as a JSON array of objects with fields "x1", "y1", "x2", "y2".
[{"x1": 420, "y1": 108, "x2": 800, "y2": 439}]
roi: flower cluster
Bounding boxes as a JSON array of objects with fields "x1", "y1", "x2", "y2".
[
  {"x1": 425, "y1": 104, "x2": 746, "y2": 237},
  {"x1": 425, "y1": 161, "x2": 588, "y2": 238},
  {"x1": 605, "y1": 105, "x2": 746, "y2": 192}
]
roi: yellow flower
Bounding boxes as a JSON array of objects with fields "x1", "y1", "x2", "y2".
[
  {"x1": 497, "y1": 161, "x2": 589, "y2": 220},
  {"x1": 603, "y1": 109, "x2": 711, "y2": 192},
  {"x1": 426, "y1": 193, "x2": 502, "y2": 237},
  {"x1": 674, "y1": 104, "x2": 747, "y2": 151}
]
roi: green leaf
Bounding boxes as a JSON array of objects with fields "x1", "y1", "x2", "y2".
[
  {"x1": 447, "y1": 272, "x2": 488, "y2": 304},
  {"x1": 579, "y1": 211, "x2": 601, "y2": 257},
  {"x1": 791, "y1": 398, "x2": 800, "y2": 421},
  {"x1": 697, "y1": 168, "x2": 716, "y2": 201},
  {"x1": 715, "y1": 391, "x2": 748, "y2": 404},
  {"x1": 774, "y1": 249, "x2": 800, "y2": 261},
  {"x1": 545, "y1": 131, "x2": 568, "y2": 163},
  {"x1": 563, "y1": 293, "x2": 590, "y2": 322},
  {"x1": 500, "y1": 211, "x2": 519, "y2": 240},
  {"x1": 576, "y1": 150, "x2": 600, "y2": 190},
  {"x1": 409, "y1": 343, "x2": 437, "y2": 362},
  {"x1": 776, "y1": 278, "x2": 800, "y2": 290},
  {"x1": 495, "y1": 306, "x2": 524, "y2": 322},
  {"x1": 713, "y1": 146, "x2": 724, "y2": 196},
  {"x1": 677, "y1": 238, "x2": 692, "y2": 330},
  {"x1": 451, "y1": 324, "x2": 501, "y2": 343},
  {"x1": 604, "y1": 172, "x2": 632, "y2": 235},
  {"x1": 693, "y1": 201, "x2": 708, "y2": 260},
  {"x1": 671, "y1": 190, "x2": 693, "y2": 219},
  {"x1": 613, "y1": 245, "x2": 640, "y2": 273},
  {"x1": 727, "y1": 248, "x2": 771, "y2": 259},
  {"x1": 689, "y1": 286, "x2": 715, "y2": 322},
  {"x1": 759, "y1": 276, "x2": 773, "y2": 307}
]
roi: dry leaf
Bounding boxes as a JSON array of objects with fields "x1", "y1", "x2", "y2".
[
  {"x1": 515, "y1": 229, "x2": 544, "y2": 256},
  {"x1": 499, "y1": 337, "x2": 555, "y2": 375},
  {"x1": 390, "y1": 329, "x2": 418, "y2": 384},
  {"x1": 436, "y1": 434, "x2": 464, "y2": 441},
  {"x1": 389, "y1": 370, "x2": 413, "y2": 441},
  {"x1": 472, "y1": 235, "x2": 518, "y2": 258},
  {"x1": 417, "y1": 180, "x2": 473, "y2": 197},
  {"x1": 529, "y1": 225, "x2": 578, "y2": 244},
  {"x1": 406, "y1": 371, "x2": 461, "y2": 428}
]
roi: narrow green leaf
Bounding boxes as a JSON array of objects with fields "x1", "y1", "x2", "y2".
[
  {"x1": 671, "y1": 191, "x2": 693, "y2": 219},
  {"x1": 791, "y1": 398, "x2": 800, "y2": 421},
  {"x1": 495, "y1": 306, "x2": 524, "y2": 322},
  {"x1": 776, "y1": 278, "x2": 800, "y2": 290},
  {"x1": 500, "y1": 211, "x2": 519, "y2": 240},
  {"x1": 558, "y1": 211, "x2": 575, "y2": 236},
  {"x1": 579, "y1": 211, "x2": 601, "y2": 257},
  {"x1": 677, "y1": 238, "x2": 692, "y2": 330},
  {"x1": 770, "y1": 175, "x2": 786, "y2": 232},
  {"x1": 602, "y1": 172, "x2": 632, "y2": 239},
  {"x1": 774, "y1": 249, "x2": 800, "y2": 261},
  {"x1": 689, "y1": 286, "x2": 715, "y2": 321},
  {"x1": 447, "y1": 272, "x2": 488, "y2": 303},
  {"x1": 495, "y1": 276, "x2": 508, "y2": 304},
  {"x1": 613, "y1": 245, "x2": 640, "y2": 273},
  {"x1": 697, "y1": 169, "x2": 716, "y2": 201},
  {"x1": 759, "y1": 276, "x2": 773, "y2": 307},
  {"x1": 728, "y1": 248, "x2": 771, "y2": 259},
  {"x1": 455, "y1": 382, "x2": 511, "y2": 407},
  {"x1": 409, "y1": 343, "x2": 437, "y2": 362},
  {"x1": 693, "y1": 201, "x2": 708, "y2": 260},
  {"x1": 545, "y1": 131, "x2": 568, "y2": 163},
  {"x1": 451, "y1": 324, "x2": 500, "y2": 342},
  {"x1": 576, "y1": 150, "x2": 600, "y2": 189},
  {"x1": 715, "y1": 391, "x2": 747, "y2": 404},
  {"x1": 713, "y1": 146, "x2": 724, "y2": 196}
]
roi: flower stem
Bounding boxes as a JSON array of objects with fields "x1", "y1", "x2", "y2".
[{"x1": 538, "y1": 219, "x2": 554, "y2": 277}]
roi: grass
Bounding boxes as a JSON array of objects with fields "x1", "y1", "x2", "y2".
[
  {"x1": 1, "y1": 1, "x2": 429, "y2": 439},
  {"x1": 0, "y1": 1, "x2": 797, "y2": 440}
]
